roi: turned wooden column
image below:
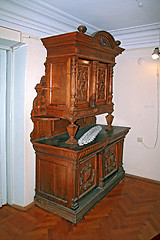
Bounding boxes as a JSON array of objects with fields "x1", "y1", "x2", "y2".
[
  {"x1": 91, "y1": 61, "x2": 98, "y2": 107},
  {"x1": 65, "y1": 56, "x2": 78, "y2": 144},
  {"x1": 70, "y1": 56, "x2": 77, "y2": 111},
  {"x1": 106, "y1": 64, "x2": 114, "y2": 130},
  {"x1": 66, "y1": 120, "x2": 78, "y2": 144}
]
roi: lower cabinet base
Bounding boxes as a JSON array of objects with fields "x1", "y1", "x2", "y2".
[{"x1": 35, "y1": 170, "x2": 125, "y2": 223}]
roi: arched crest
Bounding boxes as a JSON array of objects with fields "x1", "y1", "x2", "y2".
[{"x1": 92, "y1": 31, "x2": 119, "y2": 49}]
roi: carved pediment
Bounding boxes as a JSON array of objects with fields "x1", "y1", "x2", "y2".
[{"x1": 92, "y1": 31, "x2": 121, "y2": 49}]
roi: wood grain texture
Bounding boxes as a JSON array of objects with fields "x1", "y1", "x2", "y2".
[
  {"x1": 33, "y1": 126, "x2": 129, "y2": 222},
  {"x1": 30, "y1": 27, "x2": 124, "y2": 143},
  {"x1": 30, "y1": 27, "x2": 130, "y2": 223},
  {"x1": 0, "y1": 176, "x2": 160, "y2": 240}
]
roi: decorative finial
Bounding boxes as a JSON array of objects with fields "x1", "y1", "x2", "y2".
[
  {"x1": 115, "y1": 40, "x2": 121, "y2": 46},
  {"x1": 77, "y1": 25, "x2": 87, "y2": 33}
]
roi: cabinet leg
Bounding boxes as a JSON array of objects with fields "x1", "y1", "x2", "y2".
[
  {"x1": 66, "y1": 122, "x2": 78, "y2": 144},
  {"x1": 105, "y1": 113, "x2": 114, "y2": 130}
]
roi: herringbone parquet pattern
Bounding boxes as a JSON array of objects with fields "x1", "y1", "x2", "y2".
[{"x1": 0, "y1": 176, "x2": 160, "y2": 240}]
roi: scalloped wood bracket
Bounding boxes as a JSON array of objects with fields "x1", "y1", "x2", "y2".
[{"x1": 32, "y1": 76, "x2": 47, "y2": 116}]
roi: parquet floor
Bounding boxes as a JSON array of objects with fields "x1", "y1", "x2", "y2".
[{"x1": 0, "y1": 176, "x2": 160, "y2": 240}]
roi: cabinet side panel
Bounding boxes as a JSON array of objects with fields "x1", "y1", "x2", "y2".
[
  {"x1": 51, "y1": 61, "x2": 67, "y2": 105},
  {"x1": 36, "y1": 156, "x2": 68, "y2": 203}
]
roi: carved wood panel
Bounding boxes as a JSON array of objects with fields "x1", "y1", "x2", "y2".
[
  {"x1": 75, "y1": 59, "x2": 90, "y2": 108},
  {"x1": 104, "y1": 148, "x2": 117, "y2": 176},
  {"x1": 95, "y1": 63, "x2": 108, "y2": 105},
  {"x1": 92, "y1": 30, "x2": 116, "y2": 49},
  {"x1": 101, "y1": 143, "x2": 118, "y2": 182},
  {"x1": 32, "y1": 76, "x2": 47, "y2": 116},
  {"x1": 78, "y1": 155, "x2": 97, "y2": 198}
]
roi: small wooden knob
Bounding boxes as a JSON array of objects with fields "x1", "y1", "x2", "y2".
[
  {"x1": 116, "y1": 40, "x2": 121, "y2": 46},
  {"x1": 77, "y1": 25, "x2": 87, "y2": 33}
]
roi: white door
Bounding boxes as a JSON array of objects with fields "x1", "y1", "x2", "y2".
[{"x1": 0, "y1": 49, "x2": 7, "y2": 207}]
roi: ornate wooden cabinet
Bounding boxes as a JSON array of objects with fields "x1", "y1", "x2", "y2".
[{"x1": 31, "y1": 26, "x2": 130, "y2": 223}]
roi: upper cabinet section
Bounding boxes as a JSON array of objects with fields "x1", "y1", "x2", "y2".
[
  {"x1": 31, "y1": 26, "x2": 124, "y2": 143},
  {"x1": 42, "y1": 26, "x2": 124, "y2": 64}
]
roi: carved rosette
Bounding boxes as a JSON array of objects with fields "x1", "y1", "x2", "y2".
[{"x1": 79, "y1": 162, "x2": 95, "y2": 196}]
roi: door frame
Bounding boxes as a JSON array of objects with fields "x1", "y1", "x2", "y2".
[
  {"x1": 0, "y1": 49, "x2": 7, "y2": 206},
  {"x1": 0, "y1": 39, "x2": 26, "y2": 206}
]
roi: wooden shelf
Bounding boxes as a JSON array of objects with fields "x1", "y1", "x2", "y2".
[{"x1": 34, "y1": 116, "x2": 60, "y2": 121}]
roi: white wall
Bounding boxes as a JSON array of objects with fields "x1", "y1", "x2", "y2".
[
  {"x1": 0, "y1": 27, "x2": 46, "y2": 207},
  {"x1": 97, "y1": 47, "x2": 160, "y2": 181},
  {"x1": 23, "y1": 35, "x2": 46, "y2": 206}
]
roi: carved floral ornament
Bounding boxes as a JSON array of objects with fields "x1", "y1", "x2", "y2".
[
  {"x1": 79, "y1": 162, "x2": 95, "y2": 193},
  {"x1": 97, "y1": 68, "x2": 106, "y2": 100},
  {"x1": 76, "y1": 65, "x2": 88, "y2": 103},
  {"x1": 103, "y1": 148, "x2": 117, "y2": 175}
]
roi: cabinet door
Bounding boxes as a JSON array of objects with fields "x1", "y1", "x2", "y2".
[
  {"x1": 95, "y1": 62, "x2": 108, "y2": 105},
  {"x1": 77, "y1": 154, "x2": 98, "y2": 199},
  {"x1": 75, "y1": 59, "x2": 91, "y2": 108},
  {"x1": 99, "y1": 142, "x2": 118, "y2": 187}
]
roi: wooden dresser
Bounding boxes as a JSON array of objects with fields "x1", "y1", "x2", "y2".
[{"x1": 31, "y1": 26, "x2": 130, "y2": 223}]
